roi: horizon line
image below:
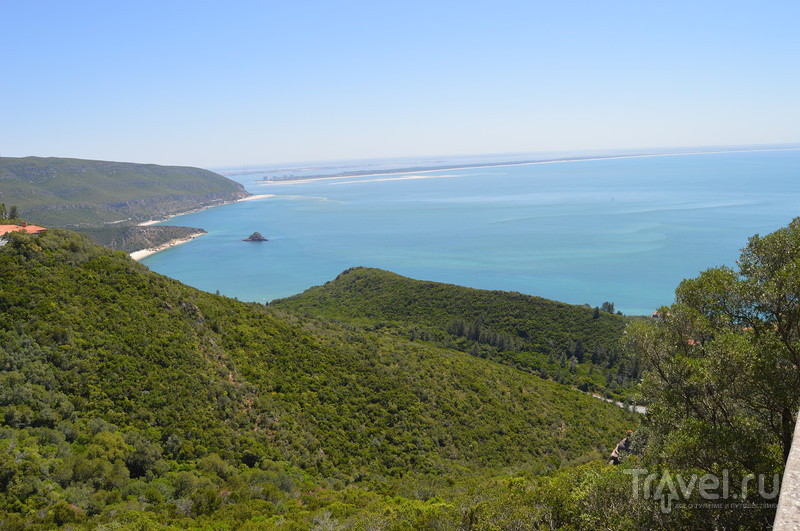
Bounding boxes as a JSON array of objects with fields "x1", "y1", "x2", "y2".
[{"x1": 221, "y1": 145, "x2": 800, "y2": 181}]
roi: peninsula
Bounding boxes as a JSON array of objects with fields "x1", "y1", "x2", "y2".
[
  {"x1": 250, "y1": 144, "x2": 800, "y2": 183},
  {"x1": 0, "y1": 156, "x2": 250, "y2": 254}
]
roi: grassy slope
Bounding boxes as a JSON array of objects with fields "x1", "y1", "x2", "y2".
[
  {"x1": 273, "y1": 267, "x2": 639, "y2": 398},
  {"x1": 0, "y1": 156, "x2": 248, "y2": 227},
  {"x1": 0, "y1": 231, "x2": 630, "y2": 481}
]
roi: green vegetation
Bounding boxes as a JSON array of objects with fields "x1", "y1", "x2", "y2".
[
  {"x1": 274, "y1": 267, "x2": 641, "y2": 400},
  {"x1": 0, "y1": 156, "x2": 248, "y2": 254},
  {"x1": 621, "y1": 218, "x2": 800, "y2": 528},
  {"x1": 0, "y1": 156, "x2": 248, "y2": 227},
  {"x1": 76, "y1": 225, "x2": 206, "y2": 253},
  {"x1": 4, "y1": 218, "x2": 796, "y2": 528},
  {"x1": 0, "y1": 203, "x2": 22, "y2": 224},
  {"x1": 0, "y1": 229, "x2": 635, "y2": 528}
]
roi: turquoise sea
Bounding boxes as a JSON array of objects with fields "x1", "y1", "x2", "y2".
[{"x1": 141, "y1": 150, "x2": 800, "y2": 315}]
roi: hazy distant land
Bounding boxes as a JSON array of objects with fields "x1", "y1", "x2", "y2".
[{"x1": 220, "y1": 144, "x2": 800, "y2": 183}]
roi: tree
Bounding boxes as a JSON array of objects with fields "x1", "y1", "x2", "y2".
[
  {"x1": 9, "y1": 205, "x2": 18, "y2": 219},
  {"x1": 601, "y1": 301, "x2": 615, "y2": 313},
  {"x1": 574, "y1": 339, "x2": 585, "y2": 362},
  {"x1": 627, "y1": 218, "x2": 800, "y2": 476}
]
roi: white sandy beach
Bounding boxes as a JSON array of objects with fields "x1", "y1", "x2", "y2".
[
  {"x1": 129, "y1": 232, "x2": 207, "y2": 261},
  {"x1": 259, "y1": 176, "x2": 364, "y2": 185},
  {"x1": 237, "y1": 193, "x2": 275, "y2": 201},
  {"x1": 137, "y1": 194, "x2": 275, "y2": 226},
  {"x1": 329, "y1": 174, "x2": 465, "y2": 185},
  {"x1": 130, "y1": 194, "x2": 275, "y2": 260},
  {"x1": 257, "y1": 147, "x2": 800, "y2": 187}
]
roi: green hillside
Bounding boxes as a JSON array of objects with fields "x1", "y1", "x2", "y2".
[
  {"x1": 274, "y1": 267, "x2": 640, "y2": 399},
  {"x1": 75, "y1": 224, "x2": 206, "y2": 253},
  {"x1": 0, "y1": 230, "x2": 633, "y2": 527},
  {"x1": 0, "y1": 156, "x2": 248, "y2": 227}
]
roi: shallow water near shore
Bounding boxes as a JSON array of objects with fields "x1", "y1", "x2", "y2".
[{"x1": 141, "y1": 150, "x2": 800, "y2": 315}]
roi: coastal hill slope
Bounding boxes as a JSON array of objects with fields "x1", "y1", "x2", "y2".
[
  {"x1": 273, "y1": 267, "x2": 639, "y2": 399},
  {"x1": 0, "y1": 156, "x2": 249, "y2": 253},
  {"x1": 0, "y1": 229, "x2": 631, "y2": 526},
  {"x1": 0, "y1": 156, "x2": 249, "y2": 227}
]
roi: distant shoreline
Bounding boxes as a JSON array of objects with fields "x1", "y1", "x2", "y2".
[
  {"x1": 130, "y1": 193, "x2": 275, "y2": 259},
  {"x1": 256, "y1": 146, "x2": 800, "y2": 185},
  {"x1": 137, "y1": 193, "x2": 274, "y2": 226}
]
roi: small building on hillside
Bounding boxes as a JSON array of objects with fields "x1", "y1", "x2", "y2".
[{"x1": 0, "y1": 223, "x2": 47, "y2": 245}]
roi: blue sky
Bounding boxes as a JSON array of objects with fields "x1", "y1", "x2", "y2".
[{"x1": 2, "y1": 1, "x2": 798, "y2": 167}]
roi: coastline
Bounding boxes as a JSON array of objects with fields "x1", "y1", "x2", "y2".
[
  {"x1": 130, "y1": 194, "x2": 274, "y2": 260},
  {"x1": 257, "y1": 146, "x2": 800, "y2": 186},
  {"x1": 130, "y1": 232, "x2": 207, "y2": 261},
  {"x1": 237, "y1": 193, "x2": 275, "y2": 201},
  {"x1": 137, "y1": 193, "x2": 274, "y2": 226}
]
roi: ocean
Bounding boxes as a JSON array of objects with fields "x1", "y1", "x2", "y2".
[{"x1": 141, "y1": 149, "x2": 800, "y2": 315}]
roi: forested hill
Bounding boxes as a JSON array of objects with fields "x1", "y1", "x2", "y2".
[
  {"x1": 273, "y1": 267, "x2": 640, "y2": 399},
  {"x1": 0, "y1": 229, "x2": 631, "y2": 527},
  {"x1": 0, "y1": 156, "x2": 248, "y2": 227}
]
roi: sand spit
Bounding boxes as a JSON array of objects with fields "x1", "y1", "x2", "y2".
[
  {"x1": 256, "y1": 147, "x2": 800, "y2": 186},
  {"x1": 129, "y1": 232, "x2": 207, "y2": 261},
  {"x1": 137, "y1": 194, "x2": 274, "y2": 226}
]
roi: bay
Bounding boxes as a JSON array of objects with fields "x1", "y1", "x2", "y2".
[{"x1": 141, "y1": 150, "x2": 800, "y2": 315}]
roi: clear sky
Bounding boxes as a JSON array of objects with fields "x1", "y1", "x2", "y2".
[{"x1": 2, "y1": 1, "x2": 798, "y2": 168}]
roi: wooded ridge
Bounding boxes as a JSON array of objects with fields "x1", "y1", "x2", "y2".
[
  {"x1": 0, "y1": 229, "x2": 634, "y2": 527},
  {"x1": 273, "y1": 267, "x2": 641, "y2": 400},
  {"x1": 0, "y1": 156, "x2": 248, "y2": 253}
]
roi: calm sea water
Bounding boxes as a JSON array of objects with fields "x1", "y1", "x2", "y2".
[{"x1": 142, "y1": 150, "x2": 800, "y2": 315}]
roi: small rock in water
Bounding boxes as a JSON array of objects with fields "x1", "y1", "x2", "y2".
[{"x1": 244, "y1": 232, "x2": 268, "y2": 242}]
